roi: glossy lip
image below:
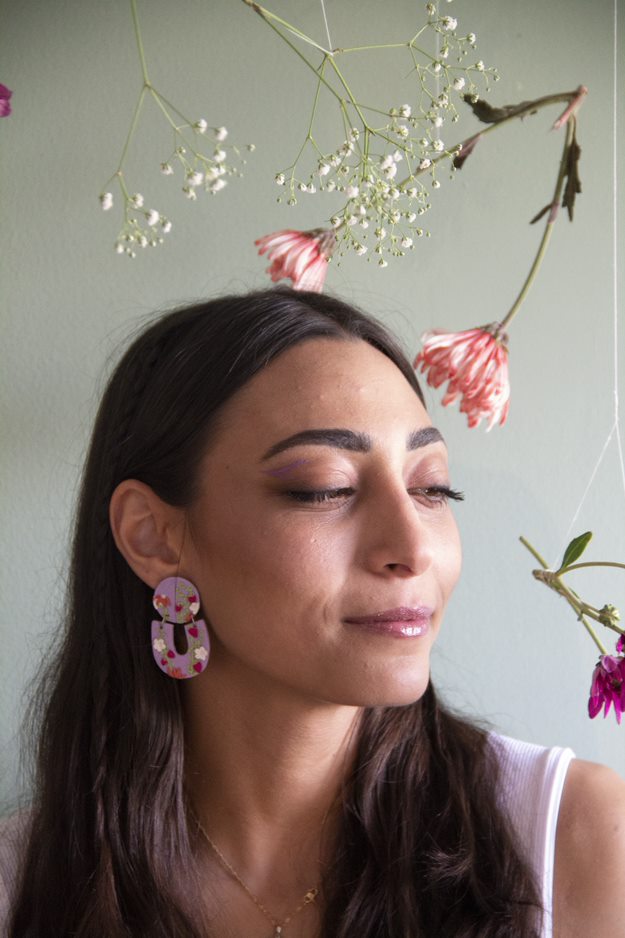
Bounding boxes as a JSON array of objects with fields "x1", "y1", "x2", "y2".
[{"x1": 343, "y1": 606, "x2": 433, "y2": 638}]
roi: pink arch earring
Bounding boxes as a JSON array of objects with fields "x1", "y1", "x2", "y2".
[{"x1": 151, "y1": 576, "x2": 210, "y2": 679}]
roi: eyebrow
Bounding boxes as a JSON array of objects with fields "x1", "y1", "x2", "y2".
[{"x1": 261, "y1": 426, "x2": 444, "y2": 460}]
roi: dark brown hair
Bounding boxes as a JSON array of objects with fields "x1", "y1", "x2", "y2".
[{"x1": 9, "y1": 288, "x2": 540, "y2": 936}]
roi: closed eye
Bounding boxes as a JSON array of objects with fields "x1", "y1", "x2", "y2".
[
  {"x1": 409, "y1": 485, "x2": 465, "y2": 505},
  {"x1": 286, "y1": 487, "x2": 355, "y2": 503}
]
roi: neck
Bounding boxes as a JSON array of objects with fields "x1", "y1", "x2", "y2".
[{"x1": 183, "y1": 661, "x2": 361, "y2": 879}]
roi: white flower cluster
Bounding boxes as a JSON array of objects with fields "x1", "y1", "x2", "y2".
[
  {"x1": 101, "y1": 107, "x2": 254, "y2": 258},
  {"x1": 100, "y1": 189, "x2": 173, "y2": 259},
  {"x1": 160, "y1": 123, "x2": 254, "y2": 201},
  {"x1": 271, "y1": 0, "x2": 497, "y2": 264}
]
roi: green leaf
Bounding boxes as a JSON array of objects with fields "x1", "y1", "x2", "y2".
[{"x1": 560, "y1": 531, "x2": 592, "y2": 570}]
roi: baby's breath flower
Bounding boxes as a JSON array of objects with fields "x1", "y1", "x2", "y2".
[
  {"x1": 194, "y1": 119, "x2": 208, "y2": 134},
  {"x1": 419, "y1": 158, "x2": 432, "y2": 170},
  {"x1": 318, "y1": 162, "x2": 331, "y2": 176},
  {"x1": 145, "y1": 209, "x2": 160, "y2": 226},
  {"x1": 130, "y1": 193, "x2": 144, "y2": 208},
  {"x1": 187, "y1": 170, "x2": 204, "y2": 187},
  {"x1": 210, "y1": 178, "x2": 227, "y2": 192},
  {"x1": 355, "y1": 244, "x2": 367, "y2": 255},
  {"x1": 441, "y1": 16, "x2": 457, "y2": 30},
  {"x1": 275, "y1": 172, "x2": 286, "y2": 185},
  {"x1": 214, "y1": 126, "x2": 228, "y2": 141},
  {"x1": 432, "y1": 179, "x2": 441, "y2": 189},
  {"x1": 453, "y1": 77, "x2": 466, "y2": 91},
  {"x1": 214, "y1": 149, "x2": 227, "y2": 163},
  {"x1": 398, "y1": 104, "x2": 412, "y2": 118},
  {"x1": 161, "y1": 219, "x2": 172, "y2": 233},
  {"x1": 475, "y1": 60, "x2": 485, "y2": 71},
  {"x1": 378, "y1": 258, "x2": 388, "y2": 268},
  {"x1": 467, "y1": 32, "x2": 476, "y2": 43},
  {"x1": 160, "y1": 162, "x2": 174, "y2": 175},
  {"x1": 346, "y1": 185, "x2": 359, "y2": 198},
  {"x1": 432, "y1": 139, "x2": 445, "y2": 151},
  {"x1": 99, "y1": 192, "x2": 113, "y2": 211}
]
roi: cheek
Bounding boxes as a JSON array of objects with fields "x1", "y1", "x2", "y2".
[
  {"x1": 188, "y1": 503, "x2": 349, "y2": 609},
  {"x1": 435, "y1": 517, "x2": 462, "y2": 600}
]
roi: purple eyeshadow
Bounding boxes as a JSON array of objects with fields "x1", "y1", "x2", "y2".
[{"x1": 262, "y1": 459, "x2": 309, "y2": 477}]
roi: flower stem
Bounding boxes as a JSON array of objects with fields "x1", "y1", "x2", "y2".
[
  {"x1": 499, "y1": 118, "x2": 574, "y2": 330},
  {"x1": 241, "y1": 0, "x2": 332, "y2": 55},
  {"x1": 327, "y1": 56, "x2": 372, "y2": 132},
  {"x1": 117, "y1": 85, "x2": 147, "y2": 172},
  {"x1": 519, "y1": 535, "x2": 549, "y2": 569},
  {"x1": 563, "y1": 561, "x2": 625, "y2": 573},
  {"x1": 130, "y1": 0, "x2": 150, "y2": 85},
  {"x1": 578, "y1": 614, "x2": 610, "y2": 655},
  {"x1": 520, "y1": 536, "x2": 611, "y2": 655}
]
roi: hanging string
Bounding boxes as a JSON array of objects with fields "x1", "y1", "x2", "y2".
[
  {"x1": 612, "y1": 0, "x2": 625, "y2": 494},
  {"x1": 554, "y1": 0, "x2": 624, "y2": 565},
  {"x1": 319, "y1": 0, "x2": 333, "y2": 52}
]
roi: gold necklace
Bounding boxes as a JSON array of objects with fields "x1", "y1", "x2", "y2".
[{"x1": 193, "y1": 815, "x2": 319, "y2": 938}]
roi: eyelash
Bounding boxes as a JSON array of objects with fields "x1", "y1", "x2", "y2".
[{"x1": 286, "y1": 485, "x2": 464, "y2": 505}]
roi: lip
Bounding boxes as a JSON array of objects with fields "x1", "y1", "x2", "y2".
[{"x1": 343, "y1": 606, "x2": 433, "y2": 638}]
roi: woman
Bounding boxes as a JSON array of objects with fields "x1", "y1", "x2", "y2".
[{"x1": 1, "y1": 288, "x2": 624, "y2": 937}]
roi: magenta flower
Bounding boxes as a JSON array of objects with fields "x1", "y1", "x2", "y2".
[
  {"x1": 588, "y1": 654, "x2": 625, "y2": 724},
  {"x1": 617, "y1": 634, "x2": 624, "y2": 654},
  {"x1": 414, "y1": 324, "x2": 510, "y2": 430},
  {"x1": 0, "y1": 83, "x2": 12, "y2": 117},
  {"x1": 255, "y1": 228, "x2": 336, "y2": 292}
]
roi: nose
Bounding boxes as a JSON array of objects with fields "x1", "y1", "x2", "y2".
[{"x1": 359, "y1": 477, "x2": 434, "y2": 578}]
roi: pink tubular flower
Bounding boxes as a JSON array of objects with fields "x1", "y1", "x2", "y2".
[
  {"x1": 588, "y1": 655, "x2": 625, "y2": 724},
  {"x1": 414, "y1": 324, "x2": 510, "y2": 430},
  {"x1": 255, "y1": 228, "x2": 336, "y2": 292},
  {"x1": 0, "y1": 83, "x2": 12, "y2": 117}
]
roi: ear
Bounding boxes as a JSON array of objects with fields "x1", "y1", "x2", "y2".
[{"x1": 109, "y1": 479, "x2": 186, "y2": 589}]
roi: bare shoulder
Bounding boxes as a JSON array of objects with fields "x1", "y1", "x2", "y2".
[{"x1": 553, "y1": 758, "x2": 625, "y2": 938}]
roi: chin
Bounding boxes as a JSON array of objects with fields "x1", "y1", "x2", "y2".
[{"x1": 327, "y1": 671, "x2": 432, "y2": 709}]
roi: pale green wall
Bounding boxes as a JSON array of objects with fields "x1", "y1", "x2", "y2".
[{"x1": 2, "y1": 0, "x2": 624, "y2": 807}]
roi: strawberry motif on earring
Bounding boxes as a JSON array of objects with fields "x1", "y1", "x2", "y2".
[{"x1": 151, "y1": 576, "x2": 210, "y2": 679}]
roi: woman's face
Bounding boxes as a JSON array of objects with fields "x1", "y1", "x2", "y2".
[{"x1": 184, "y1": 337, "x2": 462, "y2": 708}]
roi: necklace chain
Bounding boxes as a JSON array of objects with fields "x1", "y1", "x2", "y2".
[{"x1": 193, "y1": 815, "x2": 319, "y2": 936}]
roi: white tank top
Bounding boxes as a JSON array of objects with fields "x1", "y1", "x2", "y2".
[{"x1": 489, "y1": 733, "x2": 575, "y2": 938}]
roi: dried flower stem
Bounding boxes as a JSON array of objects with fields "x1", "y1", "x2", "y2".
[{"x1": 499, "y1": 118, "x2": 575, "y2": 330}]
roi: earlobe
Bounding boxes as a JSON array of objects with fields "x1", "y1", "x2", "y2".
[{"x1": 109, "y1": 479, "x2": 184, "y2": 589}]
